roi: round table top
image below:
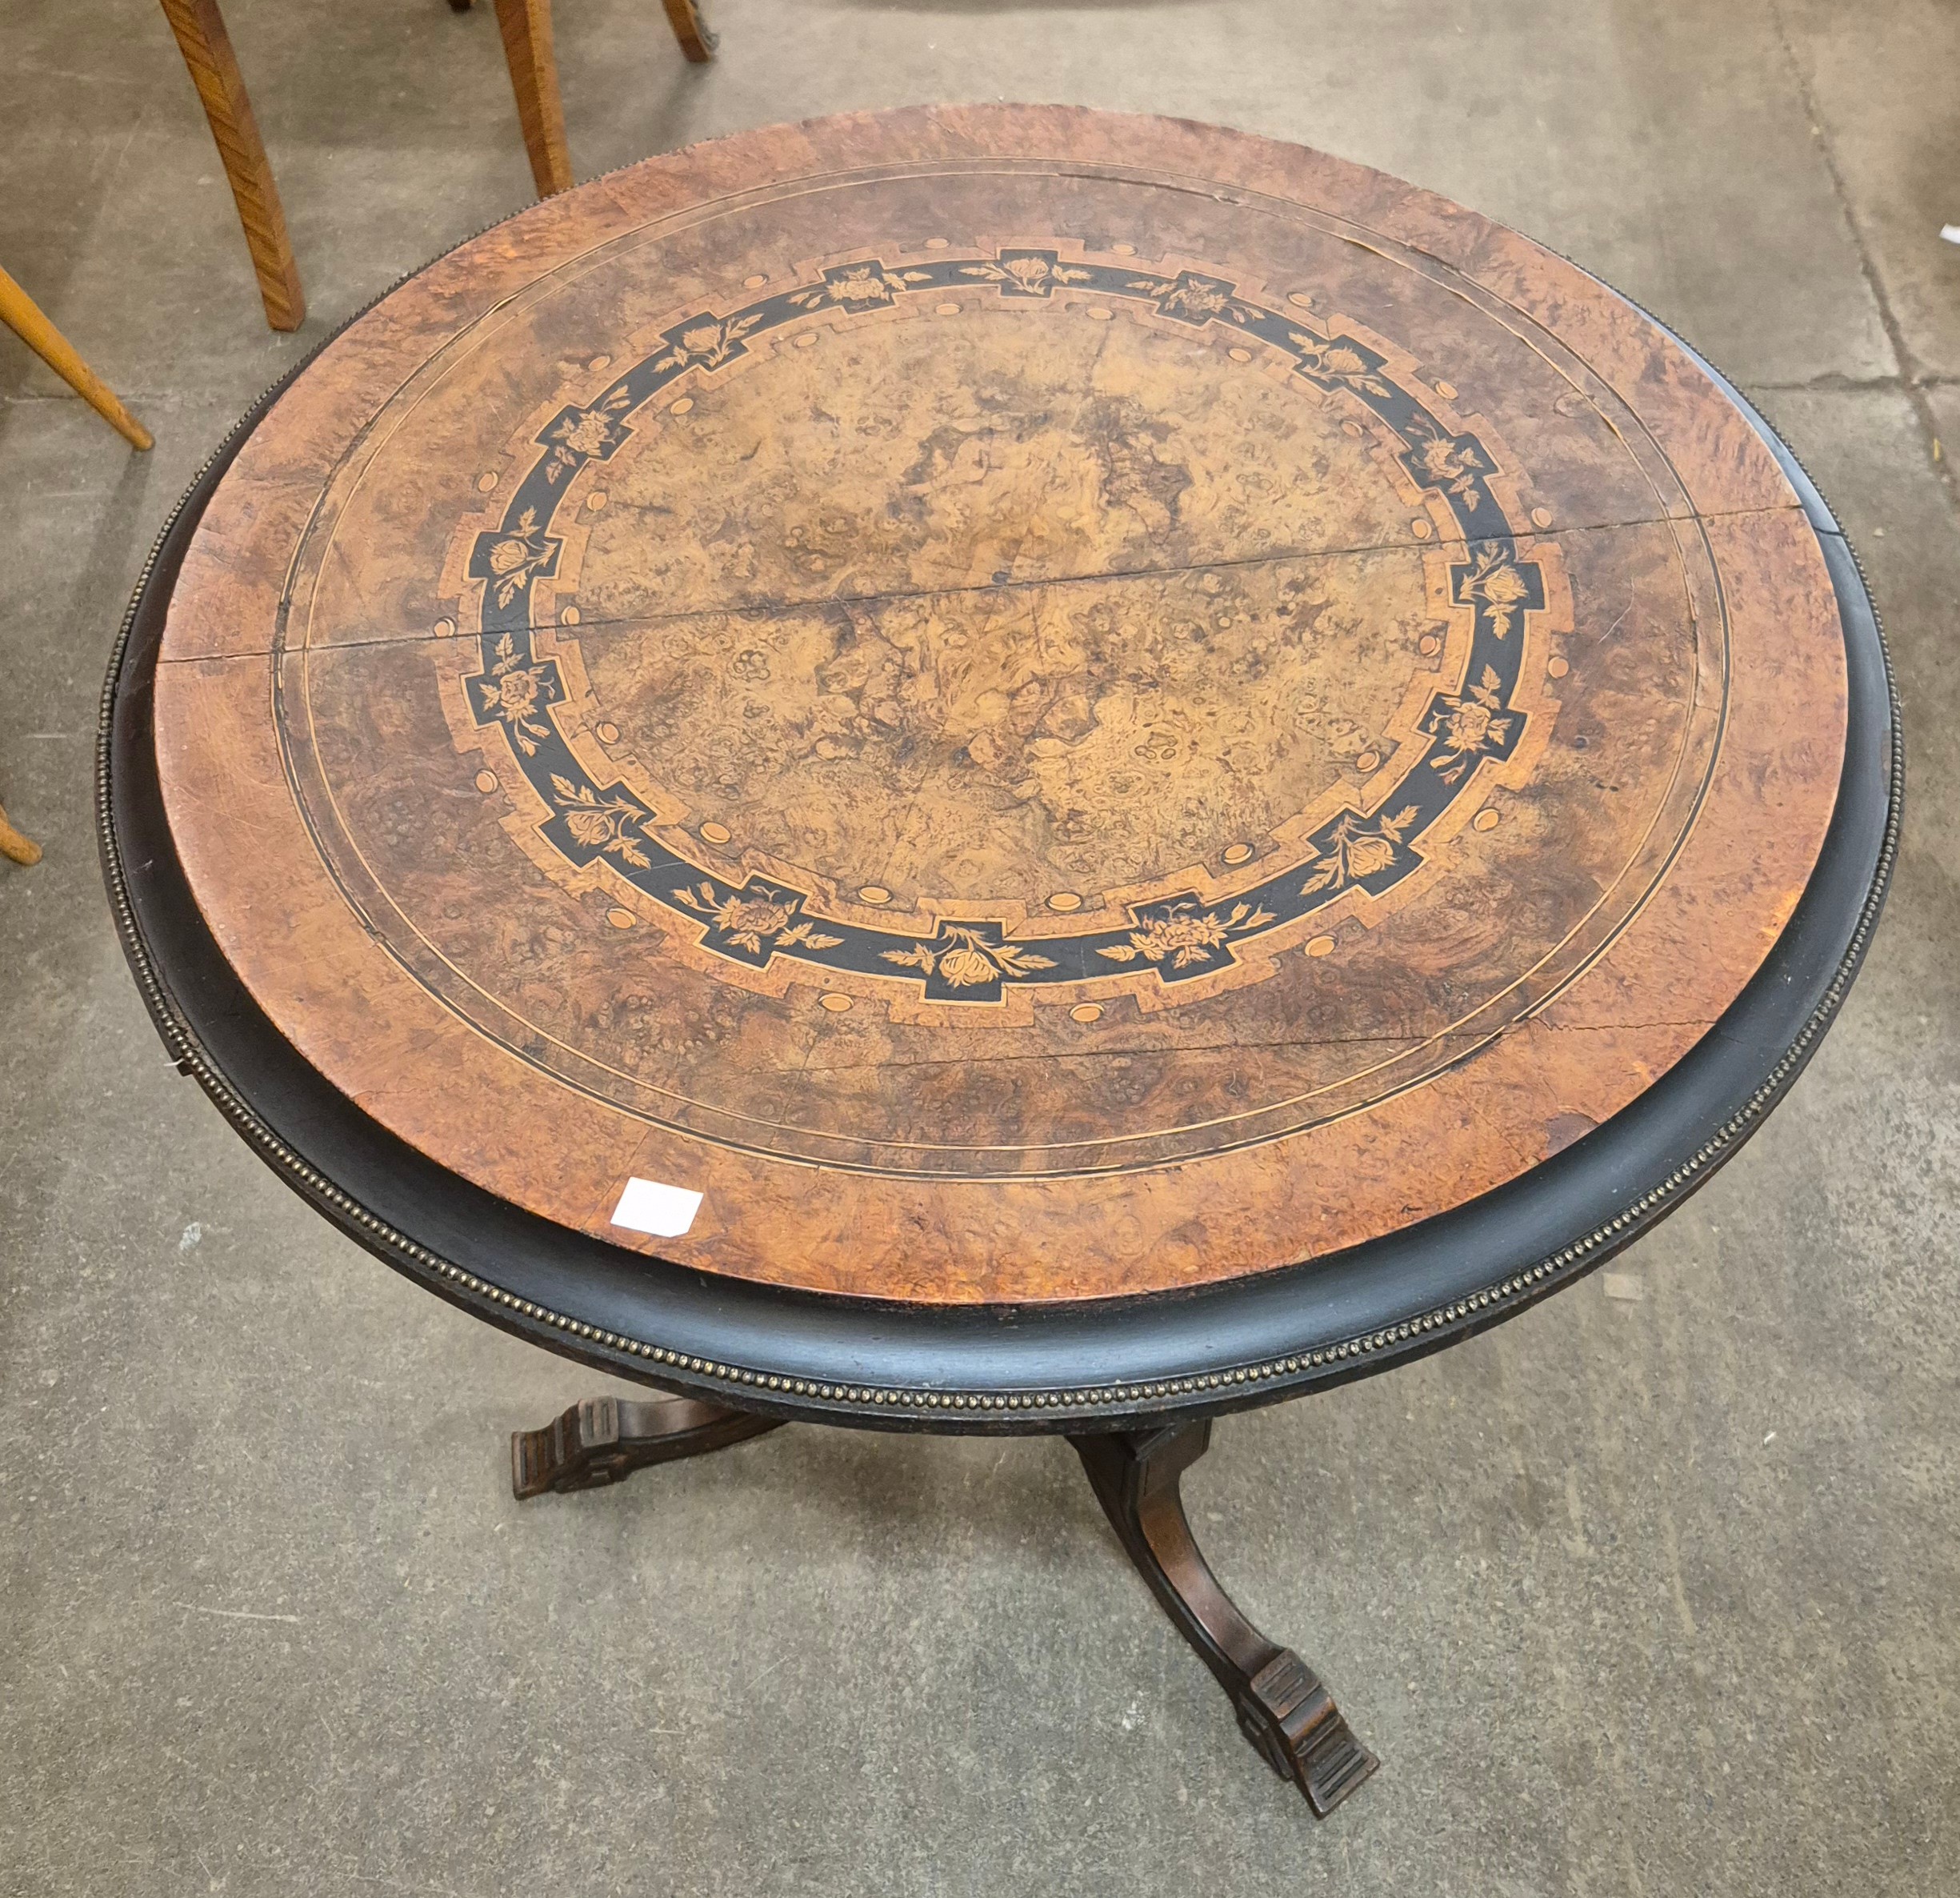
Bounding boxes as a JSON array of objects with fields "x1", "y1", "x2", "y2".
[{"x1": 114, "y1": 106, "x2": 1893, "y2": 1424}]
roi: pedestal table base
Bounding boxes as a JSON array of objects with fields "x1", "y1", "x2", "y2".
[{"x1": 512, "y1": 1395, "x2": 1376, "y2": 1814}]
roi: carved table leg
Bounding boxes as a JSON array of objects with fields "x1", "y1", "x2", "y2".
[
  {"x1": 1070, "y1": 1420, "x2": 1378, "y2": 1816},
  {"x1": 512, "y1": 1392, "x2": 781, "y2": 1499}
]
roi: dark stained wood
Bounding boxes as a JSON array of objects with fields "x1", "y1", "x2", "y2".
[
  {"x1": 150, "y1": 107, "x2": 1852, "y2": 1307},
  {"x1": 1074, "y1": 1421, "x2": 1378, "y2": 1815},
  {"x1": 510, "y1": 1391, "x2": 781, "y2": 1496}
]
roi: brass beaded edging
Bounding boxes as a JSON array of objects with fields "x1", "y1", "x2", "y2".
[{"x1": 96, "y1": 193, "x2": 1903, "y2": 1427}]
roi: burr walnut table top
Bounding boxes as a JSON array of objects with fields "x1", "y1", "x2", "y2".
[{"x1": 147, "y1": 106, "x2": 1864, "y2": 1315}]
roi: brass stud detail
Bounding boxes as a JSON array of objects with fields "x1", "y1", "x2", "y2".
[
  {"x1": 475, "y1": 471, "x2": 498, "y2": 492},
  {"x1": 1222, "y1": 842, "x2": 1254, "y2": 866},
  {"x1": 1532, "y1": 507, "x2": 1554, "y2": 529},
  {"x1": 473, "y1": 770, "x2": 498, "y2": 794},
  {"x1": 1547, "y1": 655, "x2": 1570, "y2": 679},
  {"x1": 560, "y1": 606, "x2": 580, "y2": 626},
  {"x1": 1354, "y1": 750, "x2": 1380, "y2": 774},
  {"x1": 1046, "y1": 891, "x2": 1082, "y2": 912},
  {"x1": 1474, "y1": 808, "x2": 1500, "y2": 832},
  {"x1": 434, "y1": 618, "x2": 455, "y2": 638},
  {"x1": 1434, "y1": 380, "x2": 1458, "y2": 400},
  {"x1": 606, "y1": 907, "x2": 634, "y2": 930},
  {"x1": 699, "y1": 822, "x2": 731, "y2": 845},
  {"x1": 1306, "y1": 935, "x2": 1336, "y2": 958},
  {"x1": 1070, "y1": 1003, "x2": 1102, "y2": 1023},
  {"x1": 935, "y1": 302, "x2": 960, "y2": 316},
  {"x1": 670, "y1": 397, "x2": 694, "y2": 415},
  {"x1": 585, "y1": 491, "x2": 607, "y2": 511},
  {"x1": 818, "y1": 993, "x2": 852, "y2": 1013},
  {"x1": 1228, "y1": 346, "x2": 1252, "y2": 362},
  {"x1": 595, "y1": 721, "x2": 620, "y2": 743},
  {"x1": 859, "y1": 886, "x2": 891, "y2": 904}
]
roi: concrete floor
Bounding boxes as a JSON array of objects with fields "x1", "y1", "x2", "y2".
[{"x1": 3, "y1": 1, "x2": 1957, "y2": 1891}]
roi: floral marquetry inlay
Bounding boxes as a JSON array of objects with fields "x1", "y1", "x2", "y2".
[{"x1": 435, "y1": 240, "x2": 1573, "y2": 1019}]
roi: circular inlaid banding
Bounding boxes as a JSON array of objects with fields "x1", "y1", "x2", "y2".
[{"x1": 151, "y1": 107, "x2": 1849, "y2": 1307}]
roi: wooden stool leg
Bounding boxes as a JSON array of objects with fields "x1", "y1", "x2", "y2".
[
  {"x1": 0, "y1": 796, "x2": 42, "y2": 867},
  {"x1": 511, "y1": 1392, "x2": 782, "y2": 1498},
  {"x1": 1071, "y1": 1419, "x2": 1378, "y2": 1816},
  {"x1": 157, "y1": 0, "x2": 305, "y2": 332},
  {"x1": 661, "y1": 0, "x2": 718, "y2": 62},
  {"x1": 0, "y1": 266, "x2": 154, "y2": 450},
  {"x1": 492, "y1": 0, "x2": 574, "y2": 198}
]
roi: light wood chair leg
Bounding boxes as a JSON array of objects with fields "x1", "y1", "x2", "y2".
[
  {"x1": 0, "y1": 798, "x2": 42, "y2": 867},
  {"x1": 157, "y1": 0, "x2": 306, "y2": 332},
  {"x1": 662, "y1": 0, "x2": 718, "y2": 62},
  {"x1": 0, "y1": 265, "x2": 154, "y2": 450},
  {"x1": 492, "y1": 0, "x2": 574, "y2": 198}
]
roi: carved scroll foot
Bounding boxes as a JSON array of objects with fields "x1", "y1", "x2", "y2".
[
  {"x1": 1070, "y1": 1420, "x2": 1378, "y2": 1816},
  {"x1": 512, "y1": 1392, "x2": 782, "y2": 1499}
]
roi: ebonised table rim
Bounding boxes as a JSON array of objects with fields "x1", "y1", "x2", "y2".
[{"x1": 98, "y1": 194, "x2": 1902, "y2": 1436}]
